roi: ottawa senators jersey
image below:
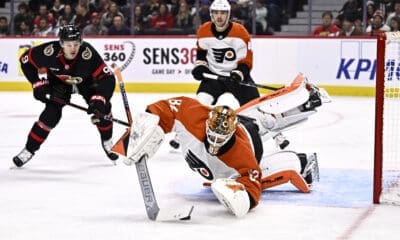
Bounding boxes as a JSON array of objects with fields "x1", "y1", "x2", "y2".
[
  {"x1": 195, "y1": 21, "x2": 253, "y2": 77},
  {"x1": 19, "y1": 41, "x2": 115, "y2": 100},
  {"x1": 146, "y1": 96, "x2": 262, "y2": 208}
]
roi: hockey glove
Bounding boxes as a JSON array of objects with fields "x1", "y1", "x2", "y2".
[
  {"x1": 32, "y1": 80, "x2": 51, "y2": 103},
  {"x1": 230, "y1": 70, "x2": 244, "y2": 82},
  {"x1": 87, "y1": 95, "x2": 107, "y2": 115},
  {"x1": 192, "y1": 64, "x2": 211, "y2": 81}
]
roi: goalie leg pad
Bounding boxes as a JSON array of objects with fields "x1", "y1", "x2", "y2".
[
  {"x1": 211, "y1": 178, "x2": 250, "y2": 218},
  {"x1": 259, "y1": 151, "x2": 311, "y2": 193},
  {"x1": 123, "y1": 112, "x2": 165, "y2": 165}
]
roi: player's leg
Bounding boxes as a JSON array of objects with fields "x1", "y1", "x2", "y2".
[
  {"x1": 90, "y1": 101, "x2": 118, "y2": 161},
  {"x1": 81, "y1": 87, "x2": 118, "y2": 161},
  {"x1": 13, "y1": 101, "x2": 64, "y2": 167}
]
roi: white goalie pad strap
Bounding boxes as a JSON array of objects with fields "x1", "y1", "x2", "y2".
[
  {"x1": 211, "y1": 178, "x2": 250, "y2": 218},
  {"x1": 269, "y1": 109, "x2": 316, "y2": 131},
  {"x1": 124, "y1": 112, "x2": 165, "y2": 165}
]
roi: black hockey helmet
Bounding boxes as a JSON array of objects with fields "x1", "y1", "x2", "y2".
[{"x1": 59, "y1": 24, "x2": 82, "y2": 44}]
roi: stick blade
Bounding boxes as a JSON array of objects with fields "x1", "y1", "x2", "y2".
[
  {"x1": 112, "y1": 128, "x2": 131, "y2": 156},
  {"x1": 155, "y1": 205, "x2": 194, "y2": 221}
]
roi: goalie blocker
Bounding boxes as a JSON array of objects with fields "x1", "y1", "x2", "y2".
[{"x1": 111, "y1": 73, "x2": 326, "y2": 218}]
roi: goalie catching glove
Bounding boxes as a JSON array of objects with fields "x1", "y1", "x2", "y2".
[
  {"x1": 121, "y1": 112, "x2": 165, "y2": 165},
  {"x1": 211, "y1": 178, "x2": 251, "y2": 218}
]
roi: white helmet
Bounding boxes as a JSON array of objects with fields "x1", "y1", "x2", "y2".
[{"x1": 210, "y1": 0, "x2": 231, "y2": 26}]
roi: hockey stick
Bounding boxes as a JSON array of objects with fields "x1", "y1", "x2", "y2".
[
  {"x1": 46, "y1": 95, "x2": 130, "y2": 127},
  {"x1": 203, "y1": 72, "x2": 284, "y2": 91},
  {"x1": 112, "y1": 64, "x2": 194, "y2": 221}
]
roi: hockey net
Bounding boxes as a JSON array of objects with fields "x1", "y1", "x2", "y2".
[{"x1": 374, "y1": 32, "x2": 400, "y2": 204}]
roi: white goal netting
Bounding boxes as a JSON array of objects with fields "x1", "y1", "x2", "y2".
[{"x1": 379, "y1": 32, "x2": 400, "y2": 204}]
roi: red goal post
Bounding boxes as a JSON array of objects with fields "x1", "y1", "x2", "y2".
[{"x1": 374, "y1": 32, "x2": 400, "y2": 204}]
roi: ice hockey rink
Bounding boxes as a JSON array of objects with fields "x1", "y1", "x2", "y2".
[{"x1": 1, "y1": 92, "x2": 400, "y2": 240}]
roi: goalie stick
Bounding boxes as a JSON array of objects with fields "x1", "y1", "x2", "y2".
[
  {"x1": 111, "y1": 64, "x2": 194, "y2": 221},
  {"x1": 203, "y1": 72, "x2": 284, "y2": 91}
]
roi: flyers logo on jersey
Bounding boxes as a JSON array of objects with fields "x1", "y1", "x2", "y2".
[{"x1": 212, "y1": 47, "x2": 236, "y2": 63}]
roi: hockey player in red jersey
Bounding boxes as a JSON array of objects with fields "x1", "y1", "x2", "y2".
[
  {"x1": 13, "y1": 24, "x2": 118, "y2": 167},
  {"x1": 114, "y1": 74, "x2": 325, "y2": 217}
]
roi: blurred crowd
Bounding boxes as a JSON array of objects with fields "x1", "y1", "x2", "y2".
[
  {"x1": 0, "y1": 0, "x2": 400, "y2": 37},
  {"x1": 313, "y1": 0, "x2": 400, "y2": 37},
  {"x1": 0, "y1": 0, "x2": 304, "y2": 36}
]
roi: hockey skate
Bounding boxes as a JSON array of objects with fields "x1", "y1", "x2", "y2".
[
  {"x1": 13, "y1": 148, "x2": 34, "y2": 167},
  {"x1": 102, "y1": 138, "x2": 119, "y2": 162},
  {"x1": 300, "y1": 153, "x2": 320, "y2": 187}
]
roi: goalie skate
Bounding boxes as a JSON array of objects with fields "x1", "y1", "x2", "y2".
[{"x1": 300, "y1": 153, "x2": 320, "y2": 187}]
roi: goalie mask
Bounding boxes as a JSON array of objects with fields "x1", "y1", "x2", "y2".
[{"x1": 206, "y1": 105, "x2": 238, "y2": 155}]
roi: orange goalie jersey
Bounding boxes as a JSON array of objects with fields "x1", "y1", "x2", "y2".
[
  {"x1": 146, "y1": 96, "x2": 262, "y2": 208},
  {"x1": 196, "y1": 21, "x2": 253, "y2": 77}
]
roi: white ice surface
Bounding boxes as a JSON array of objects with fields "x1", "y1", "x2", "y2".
[{"x1": 1, "y1": 93, "x2": 400, "y2": 240}]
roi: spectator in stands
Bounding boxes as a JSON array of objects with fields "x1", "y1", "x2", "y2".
[
  {"x1": 83, "y1": 12, "x2": 108, "y2": 35},
  {"x1": 0, "y1": 16, "x2": 9, "y2": 36},
  {"x1": 143, "y1": 0, "x2": 161, "y2": 18},
  {"x1": 366, "y1": 1, "x2": 377, "y2": 27},
  {"x1": 131, "y1": 5, "x2": 149, "y2": 34},
  {"x1": 150, "y1": 3, "x2": 174, "y2": 32},
  {"x1": 32, "y1": 17, "x2": 55, "y2": 36},
  {"x1": 50, "y1": 0, "x2": 65, "y2": 21},
  {"x1": 15, "y1": 20, "x2": 32, "y2": 36},
  {"x1": 174, "y1": 1, "x2": 194, "y2": 34},
  {"x1": 266, "y1": 0, "x2": 283, "y2": 32},
  {"x1": 255, "y1": 0, "x2": 268, "y2": 34},
  {"x1": 338, "y1": 0, "x2": 362, "y2": 22},
  {"x1": 75, "y1": 2, "x2": 92, "y2": 30},
  {"x1": 13, "y1": 2, "x2": 34, "y2": 34},
  {"x1": 101, "y1": 1, "x2": 124, "y2": 28},
  {"x1": 107, "y1": 15, "x2": 130, "y2": 35},
  {"x1": 366, "y1": 9, "x2": 391, "y2": 35},
  {"x1": 198, "y1": 0, "x2": 211, "y2": 24},
  {"x1": 94, "y1": 0, "x2": 111, "y2": 15},
  {"x1": 312, "y1": 11, "x2": 340, "y2": 36},
  {"x1": 168, "y1": 0, "x2": 180, "y2": 16},
  {"x1": 230, "y1": 0, "x2": 247, "y2": 25},
  {"x1": 56, "y1": 4, "x2": 76, "y2": 28},
  {"x1": 337, "y1": 17, "x2": 363, "y2": 36},
  {"x1": 33, "y1": 4, "x2": 55, "y2": 29},
  {"x1": 129, "y1": 4, "x2": 149, "y2": 34},
  {"x1": 386, "y1": 0, "x2": 400, "y2": 25},
  {"x1": 389, "y1": 15, "x2": 400, "y2": 31}
]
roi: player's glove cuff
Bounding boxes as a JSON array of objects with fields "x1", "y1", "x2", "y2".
[{"x1": 230, "y1": 70, "x2": 244, "y2": 82}]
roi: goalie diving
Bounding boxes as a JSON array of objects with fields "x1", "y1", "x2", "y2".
[{"x1": 112, "y1": 73, "x2": 330, "y2": 218}]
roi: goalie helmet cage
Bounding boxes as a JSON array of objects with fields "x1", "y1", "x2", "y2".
[{"x1": 374, "y1": 32, "x2": 400, "y2": 204}]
